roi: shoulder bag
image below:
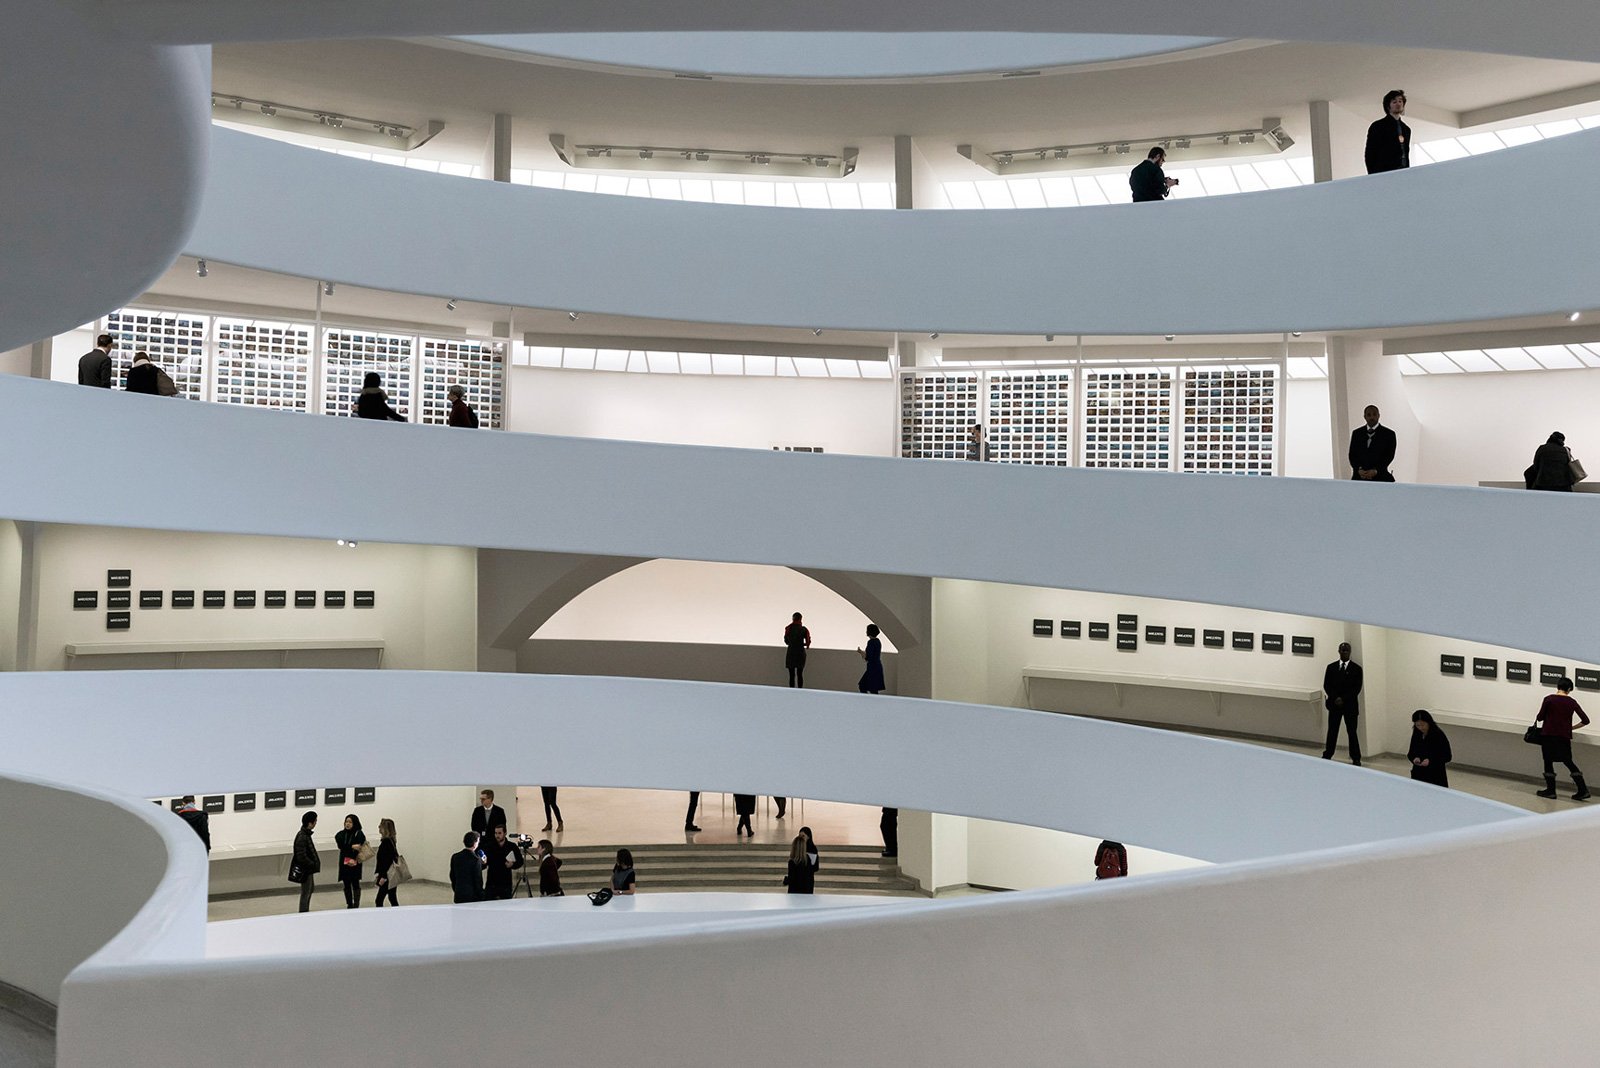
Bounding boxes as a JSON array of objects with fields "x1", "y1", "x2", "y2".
[
  {"x1": 1569, "y1": 457, "x2": 1587, "y2": 483},
  {"x1": 390, "y1": 855, "x2": 413, "y2": 884},
  {"x1": 287, "y1": 862, "x2": 307, "y2": 884},
  {"x1": 1524, "y1": 724, "x2": 1544, "y2": 745},
  {"x1": 356, "y1": 841, "x2": 376, "y2": 864}
]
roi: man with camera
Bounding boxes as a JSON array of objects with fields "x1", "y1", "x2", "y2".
[
  {"x1": 1130, "y1": 147, "x2": 1178, "y2": 202},
  {"x1": 481, "y1": 824, "x2": 524, "y2": 900}
]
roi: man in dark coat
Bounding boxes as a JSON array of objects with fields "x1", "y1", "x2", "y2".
[
  {"x1": 1322, "y1": 642, "x2": 1365, "y2": 765},
  {"x1": 1364, "y1": 90, "x2": 1411, "y2": 174},
  {"x1": 77, "y1": 333, "x2": 115, "y2": 387},
  {"x1": 481, "y1": 825, "x2": 523, "y2": 900},
  {"x1": 451, "y1": 831, "x2": 485, "y2": 903},
  {"x1": 1349, "y1": 405, "x2": 1397, "y2": 481},
  {"x1": 1129, "y1": 147, "x2": 1177, "y2": 202},
  {"x1": 174, "y1": 795, "x2": 210, "y2": 851},
  {"x1": 471, "y1": 789, "x2": 507, "y2": 840}
]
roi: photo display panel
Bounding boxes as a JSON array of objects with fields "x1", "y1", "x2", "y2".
[
  {"x1": 323, "y1": 329, "x2": 414, "y2": 418},
  {"x1": 986, "y1": 370, "x2": 1071, "y2": 465},
  {"x1": 214, "y1": 317, "x2": 312, "y2": 411},
  {"x1": 420, "y1": 337, "x2": 505, "y2": 429},
  {"x1": 1081, "y1": 368, "x2": 1172, "y2": 469},
  {"x1": 900, "y1": 373, "x2": 980, "y2": 459},
  {"x1": 105, "y1": 308, "x2": 207, "y2": 399},
  {"x1": 1181, "y1": 366, "x2": 1278, "y2": 475}
]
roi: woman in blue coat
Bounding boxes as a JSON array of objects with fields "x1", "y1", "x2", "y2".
[{"x1": 857, "y1": 623, "x2": 885, "y2": 694}]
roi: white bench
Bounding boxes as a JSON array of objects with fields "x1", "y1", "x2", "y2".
[
  {"x1": 65, "y1": 639, "x2": 385, "y2": 669},
  {"x1": 1022, "y1": 666, "x2": 1323, "y2": 716}
]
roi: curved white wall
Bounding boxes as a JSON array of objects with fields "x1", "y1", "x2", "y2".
[{"x1": 189, "y1": 128, "x2": 1600, "y2": 334}]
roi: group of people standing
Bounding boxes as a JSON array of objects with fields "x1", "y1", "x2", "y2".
[
  {"x1": 289, "y1": 811, "x2": 406, "y2": 913},
  {"x1": 782, "y1": 612, "x2": 885, "y2": 695}
]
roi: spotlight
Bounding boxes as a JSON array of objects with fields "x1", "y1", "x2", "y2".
[
  {"x1": 814, "y1": 157, "x2": 829, "y2": 168},
  {"x1": 812, "y1": 328, "x2": 823, "y2": 336},
  {"x1": 568, "y1": 311, "x2": 580, "y2": 321},
  {"x1": 335, "y1": 539, "x2": 359, "y2": 549},
  {"x1": 446, "y1": 299, "x2": 457, "y2": 311},
  {"x1": 1266, "y1": 125, "x2": 1295, "y2": 150},
  {"x1": 929, "y1": 332, "x2": 940, "y2": 340},
  {"x1": 1054, "y1": 149, "x2": 1068, "y2": 160},
  {"x1": 195, "y1": 259, "x2": 208, "y2": 278},
  {"x1": 1240, "y1": 132, "x2": 1256, "y2": 144},
  {"x1": 1115, "y1": 143, "x2": 1130, "y2": 154},
  {"x1": 323, "y1": 281, "x2": 334, "y2": 296},
  {"x1": 1045, "y1": 334, "x2": 1055, "y2": 342},
  {"x1": 695, "y1": 151, "x2": 710, "y2": 161},
  {"x1": 260, "y1": 104, "x2": 276, "y2": 117},
  {"x1": 639, "y1": 149, "x2": 653, "y2": 159},
  {"x1": 1175, "y1": 138, "x2": 1191, "y2": 149},
  {"x1": 1036, "y1": 150, "x2": 1048, "y2": 160},
  {"x1": 586, "y1": 148, "x2": 602, "y2": 158},
  {"x1": 1291, "y1": 331, "x2": 1303, "y2": 337},
  {"x1": 1097, "y1": 145, "x2": 1111, "y2": 154},
  {"x1": 1164, "y1": 334, "x2": 1175, "y2": 341},
  {"x1": 327, "y1": 116, "x2": 343, "y2": 129},
  {"x1": 1569, "y1": 312, "x2": 1582, "y2": 322},
  {"x1": 1219, "y1": 134, "x2": 1230, "y2": 144},
  {"x1": 997, "y1": 153, "x2": 1013, "y2": 165}
]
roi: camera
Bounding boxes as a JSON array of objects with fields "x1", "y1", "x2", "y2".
[
  {"x1": 1170, "y1": 178, "x2": 1180, "y2": 185},
  {"x1": 512, "y1": 833, "x2": 536, "y2": 850}
]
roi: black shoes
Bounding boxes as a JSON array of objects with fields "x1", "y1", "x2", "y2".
[
  {"x1": 1573, "y1": 775, "x2": 1590, "y2": 801},
  {"x1": 684, "y1": 824, "x2": 702, "y2": 832},
  {"x1": 1537, "y1": 774, "x2": 1559, "y2": 799}
]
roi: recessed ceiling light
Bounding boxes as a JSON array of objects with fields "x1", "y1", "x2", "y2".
[
  {"x1": 812, "y1": 328, "x2": 823, "y2": 336},
  {"x1": 323, "y1": 281, "x2": 334, "y2": 296},
  {"x1": 1164, "y1": 334, "x2": 1175, "y2": 341},
  {"x1": 568, "y1": 311, "x2": 580, "y2": 321},
  {"x1": 1291, "y1": 331, "x2": 1303, "y2": 337},
  {"x1": 929, "y1": 332, "x2": 940, "y2": 340},
  {"x1": 1569, "y1": 312, "x2": 1582, "y2": 322}
]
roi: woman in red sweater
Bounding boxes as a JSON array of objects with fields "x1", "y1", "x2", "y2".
[{"x1": 1534, "y1": 677, "x2": 1590, "y2": 801}]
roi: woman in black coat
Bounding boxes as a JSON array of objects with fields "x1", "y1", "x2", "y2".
[
  {"x1": 733, "y1": 793, "x2": 757, "y2": 837},
  {"x1": 355, "y1": 372, "x2": 406, "y2": 421},
  {"x1": 334, "y1": 814, "x2": 366, "y2": 908},
  {"x1": 857, "y1": 623, "x2": 885, "y2": 694},
  {"x1": 373, "y1": 818, "x2": 399, "y2": 907},
  {"x1": 782, "y1": 834, "x2": 816, "y2": 894},
  {"x1": 1526, "y1": 431, "x2": 1576, "y2": 490},
  {"x1": 1407, "y1": 710, "x2": 1452, "y2": 787}
]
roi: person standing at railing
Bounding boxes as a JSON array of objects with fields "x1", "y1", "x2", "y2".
[
  {"x1": 1129, "y1": 146, "x2": 1178, "y2": 202},
  {"x1": 1534, "y1": 677, "x2": 1590, "y2": 801},
  {"x1": 174, "y1": 795, "x2": 210, "y2": 852},
  {"x1": 784, "y1": 612, "x2": 811, "y2": 688},
  {"x1": 446, "y1": 383, "x2": 479, "y2": 428},
  {"x1": 1525, "y1": 431, "x2": 1579, "y2": 491},
  {"x1": 1364, "y1": 90, "x2": 1411, "y2": 174}
]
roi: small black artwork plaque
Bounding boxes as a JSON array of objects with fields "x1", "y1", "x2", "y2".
[
  {"x1": 107, "y1": 590, "x2": 131, "y2": 609},
  {"x1": 353, "y1": 590, "x2": 375, "y2": 608},
  {"x1": 106, "y1": 611, "x2": 131, "y2": 631},
  {"x1": 1174, "y1": 627, "x2": 1196, "y2": 646},
  {"x1": 1117, "y1": 614, "x2": 1137, "y2": 633},
  {"x1": 265, "y1": 791, "x2": 287, "y2": 810},
  {"x1": 354, "y1": 787, "x2": 377, "y2": 804},
  {"x1": 1145, "y1": 625, "x2": 1167, "y2": 644},
  {"x1": 107, "y1": 569, "x2": 131, "y2": 588},
  {"x1": 324, "y1": 591, "x2": 346, "y2": 608},
  {"x1": 1203, "y1": 629, "x2": 1225, "y2": 648},
  {"x1": 233, "y1": 590, "x2": 256, "y2": 609},
  {"x1": 1232, "y1": 631, "x2": 1255, "y2": 651},
  {"x1": 1262, "y1": 634, "x2": 1285, "y2": 653},
  {"x1": 1506, "y1": 661, "x2": 1533, "y2": 683},
  {"x1": 1032, "y1": 618, "x2": 1053, "y2": 637},
  {"x1": 294, "y1": 590, "x2": 316, "y2": 608},
  {"x1": 1291, "y1": 636, "x2": 1316, "y2": 656},
  {"x1": 1473, "y1": 658, "x2": 1498, "y2": 680},
  {"x1": 324, "y1": 787, "x2": 347, "y2": 805},
  {"x1": 202, "y1": 795, "x2": 225, "y2": 814},
  {"x1": 1575, "y1": 669, "x2": 1600, "y2": 692},
  {"x1": 168, "y1": 798, "x2": 184, "y2": 812},
  {"x1": 202, "y1": 590, "x2": 226, "y2": 608},
  {"x1": 264, "y1": 590, "x2": 287, "y2": 608},
  {"x1": 1061, "y1": 620, "x2": 1081, "y2": 639},
  {"x1": 1116, "y1": 633, "x2": 1138, "y2": 651},
  {"x1": 172, "y1": 590, "x2": 195, "y2": 608},
  {"x1": 1541, "y1": 664, "x2": 1567, "y2": 686},
  {"x1": 1440, "y1": 654, "x2": 1465, "y2": 676},
  {"x1": 294, "y1": 789, "x2": 317, "y2": 807},
  {"x1": 233, "y1": 793, "x2": 257, "y2": 812},
  {"x1": 139, "y1": 590, "x2": 163, "y2": 609},
  {"x1": 73, "y1": 590, "x2": 98, "y2": 609},
  {"x1": 1088, "y1": 622, "x2": 1110, "y2": 640}
]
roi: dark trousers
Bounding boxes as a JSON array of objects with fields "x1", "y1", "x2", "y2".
[
  {"x1": 374, "y1": 877, "x2": 398, "y2": 907},
  {"x1": 880, "y1": 807, "x2": 898, "y2": 857},
  {"x1": 298, "y1": 873, "x2": 315, "y2": 913},
  {"x1": 774, "y1": 796, "x2": 786, "y2": 817},
  {"x1": 486, "y1": 885, "x2": 513, "y2": 901},
  {"x1": 685, "y1": 791, "x2": 700, "y2": 828},
  {"x1": 541, "y1": 786, "x2": 562, "y2": 826},
  {"x1": 342, "y1": 877, "x2": 361, "y2": 908},
  {"x1": 1542, "y1": 738, "x2": 1584, "y2": 779},
  {"x1": 737, "y1": 814, "x2": 753, "y2": 835},
  {"x1": 788, "y1": 665, "x2": 804, "y2": 687},
  {"x1": 1323, "y1": 706, "x2": 1361, "y2": 765}
]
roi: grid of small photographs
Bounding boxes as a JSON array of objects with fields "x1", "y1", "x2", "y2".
[
  {"x1": 105, "y1": 309, "x2": 207, "y2": 399},
  {"x1": 215, "y1": 318, "x2": 312, "y2": 411},
  {"x1": 322, "y1": 330, "x2": 414, "y2": 418},
  {"x1": 419, "y1": 338, "x2": 504, "y2": 428},
  {"x1": 900, "y1": 373, "x2": 980, "y2": 459},
  {"x1": 1181, "y1": 367, "x2": 1278, "y2": 475},
  {"x1": 987, "y1": 371, "x2": 1071, "y2": 465},
  {"x1": 1081, "y1": 368, "x2": 1172, "y2": 469}
]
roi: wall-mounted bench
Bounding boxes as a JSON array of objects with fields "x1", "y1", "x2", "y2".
[{"x1": 65, "y1": 639, "x2": 386, "y2": 670}]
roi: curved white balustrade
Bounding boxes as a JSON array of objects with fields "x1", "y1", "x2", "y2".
[
  {"x1": 74, "y1": 0, "x2": 1600, "y2": 64},
  {"x1": 0, "y1": 0, "x2": 210, "y2": 353},
  {"x1": 190, "y1": 127, "x2": 1600, "y2": 335},
  {"x1": 3, "y1": 373, "x2": 1598, "y2": 663}
]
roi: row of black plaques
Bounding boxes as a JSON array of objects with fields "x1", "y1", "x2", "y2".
[
  {"x1": 159, "y1": 787, "x2": 378, "y2": 813},
  {"x1": 78, "y1": 590, "x2": 377, "y2": 609},
  {"x1": 1440, "y1": 655, "x2": 1600, "y2": 689},
  {"x1": 1032, "y1": 615, "x2": 1314, "y2": 656}
]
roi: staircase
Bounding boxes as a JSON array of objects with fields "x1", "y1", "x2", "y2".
[{"x1": 541, "y1": 843, "x2": 922, "y2": 897}]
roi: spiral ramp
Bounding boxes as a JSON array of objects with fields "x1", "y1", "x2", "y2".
[{"x1": 6, "y1": 1, "x2": 1600, "y2": 1065}]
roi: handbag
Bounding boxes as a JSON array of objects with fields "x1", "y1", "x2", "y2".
[
  {"x1": 390, "y1": 855, "x2": 413, "y2": 885},
  {"x1": 588, "y1": 887, "x2": 614, "y2": 906},
  {"x1": 287, "y1": 862, "x2": 307, "y2": 884},
  {"x1": 1569, "y1": 457, "x2": 1587, "y2": 483},
  {"x1": 1524, "y1": 724, "x2": 1544, "y2": 745},
  {"x1": 356, "y1": 842, "x2": 376, "y2": 864}
]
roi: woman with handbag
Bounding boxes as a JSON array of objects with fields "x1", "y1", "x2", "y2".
[
  {"x1": 373, "y1": 818, "x2": 400, "y2": 907},
  {"x1": 334, "y1": 814, "x2": 368, "y2": 909},
  {"x1": 1526, "y1": 431, "x2": 1580, "y2": 491},
  {"x1": 1534, "y1": 677, "x2": 1590, "y2": 800}
]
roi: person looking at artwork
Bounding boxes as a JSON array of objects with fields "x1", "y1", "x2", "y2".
[
  {"x1": 77, "y1": 333, "x2": 114, "y2": 388},
  {"x1": 174, "y1": 795, "x2": 210, "y2": 851},
  {"x1": 1407, "y1": 711, "x2": 1452, "y2": 788},
  {"x1": 784, "y1": 612, "x2": 811, "y2": 688},
  {"x1": 356, "y1": 371, "x2": 406, "y2": 421},
  {"x1": 451, "y1": 831, "x2": 485, "y2": 903},
  {"x1": 1348, "y1": 406, "x2": 1397, "y2": 481},
  {"x1": 373, "y1": 818, "x2": 400, "y2": 906},
  {"x1": 967, "y1": 423, "x2": 992, "y2": 462},
  {"x1": 1129, "y1": 146, "x2": 1177, "y2": 202},
  {"x1": 1534, "y1": 677, "x2": 1590, "y2": 801},
  {"x1": 1525, "y1": 432, "x2": 1578, "y2": 491},
  {"x1": 857, "y1": 623, "x2": 885, "y2": 694},
  {"x1": 1364, "y1": 90, "x2": 1411, "y2": 174},
  {"x1": 124, "y1": 350, "x2": 161, "y2": 394},
  {"x1": 334, "y1": 814, "x2": 367, "y2": 909},
  {"x1": 446, "y1": 383, "x2": 479, "y2": 428}
]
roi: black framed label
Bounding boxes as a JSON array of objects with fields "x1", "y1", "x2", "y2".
[
  {"x1": 1117, "y1": 614, "x2": 1137, "y2": 633},
  {"x1": 1440, "y1": 654, "x2": 1465, "y2": 676},
  {"x1": 233, "y1": 793, "x2": 257, "y2": 812},
  {"x1": 1262, "y1": 634, "x2": 1284, "y2": 653},
  {"x1": 294, "y1": 789, "x2": 317, "y2": 807},
  {"x1": 1145, "y1": 625, "x2": 1167, "y2": 644},
  {"x1": 172, "y1": 590, "x2": 195, "y2": 608},
  {"x1": 1575, "y1": 669, "x2": 1600, "y2": 692},
  {"x1": 1203, "y1": 629, "x2": 1225, "y2": 648},
  {"x1": 1473, "y1": 658, "x2": 1498, "y2": 679},
  {"x1": 168, "y1": 798, "x2": 184, "y2": 811},
  {"x1": 107, "y1": 569, "x2": 131, "y2": 588},
  {"x1": 1541, "y1": 664, "x2": 1567, "y2": 686},
  {"x1": 1032, "y1": 618, "x2": 1053, "y2": 637},
  {"x1": 1232, "y1": 631, "x2": 1254, "y2": 651},
  {"x1": 354, "y1": 787, "x2": 377, "y2": 804},
  {"x1": 324, "y1": 591, "x2": 346, "y2": 608},
  {"x1": 1292, "y1": 636, "x2": 1316, "y2": 656},
  {"x1": 73, "y1": 590, "x2": 98, "y2": 609},
  {"x1": 202, "y1": 590, "x2": 226, "y2": 608},
  {"x1": 1116, "y1": 633, "x2": 1138, "y2": 651},
  {"x1": 264, "y1": 590, "x2": 287, "y2": 608},
  {"x1": 1088, "y1": 622, "x2": 1110, "y2": 640},
  {"x1": 1506, "y1": 661, "x2": 1533, "y2": 683},
  {"x1": 294, "y1": 590, "x2": 317, "y2": 608},
  {"x1": 202, "y1": 795, "x2": 225, "y2": 814},
  {"x1": 353, "y1": 590, "x2": 375, "y2": 608},
  {"x1": 107, "y1": 590, "x2": 131, "y2": 609},
  {"x1": 106, "y1": 611, "x2": 130, "y2": 631},
  {"x1": 233, "y1": 590, "x2": 256, "y2": 608},
  {"x1": 139, "y1": 590, "x2": 163, "y2": 609},
  {"x1": 324, "y1": 787, "x2": 347, "y2": 805},
  {"x1": 1061, "y1": 620, "x2": 1081, "y2": 639},
  {"x1": 265, "y1": 791, "x2": 287, "y2": 810},
  {"x1": 1174, "y1": 627, "x2": 1196, "y2": 646}
]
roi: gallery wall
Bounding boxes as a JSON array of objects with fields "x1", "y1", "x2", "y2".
[{"x1": 0, "y1": 520, "x2": 20, "y2": 672}]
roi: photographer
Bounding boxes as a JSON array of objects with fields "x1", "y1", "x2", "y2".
[
  {"x1": 481, "y1": 824, "x2": 524, "y2": 900},
  {"x1": 1130, "y1": 146, "x2": 1178, "y2": 202}
]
